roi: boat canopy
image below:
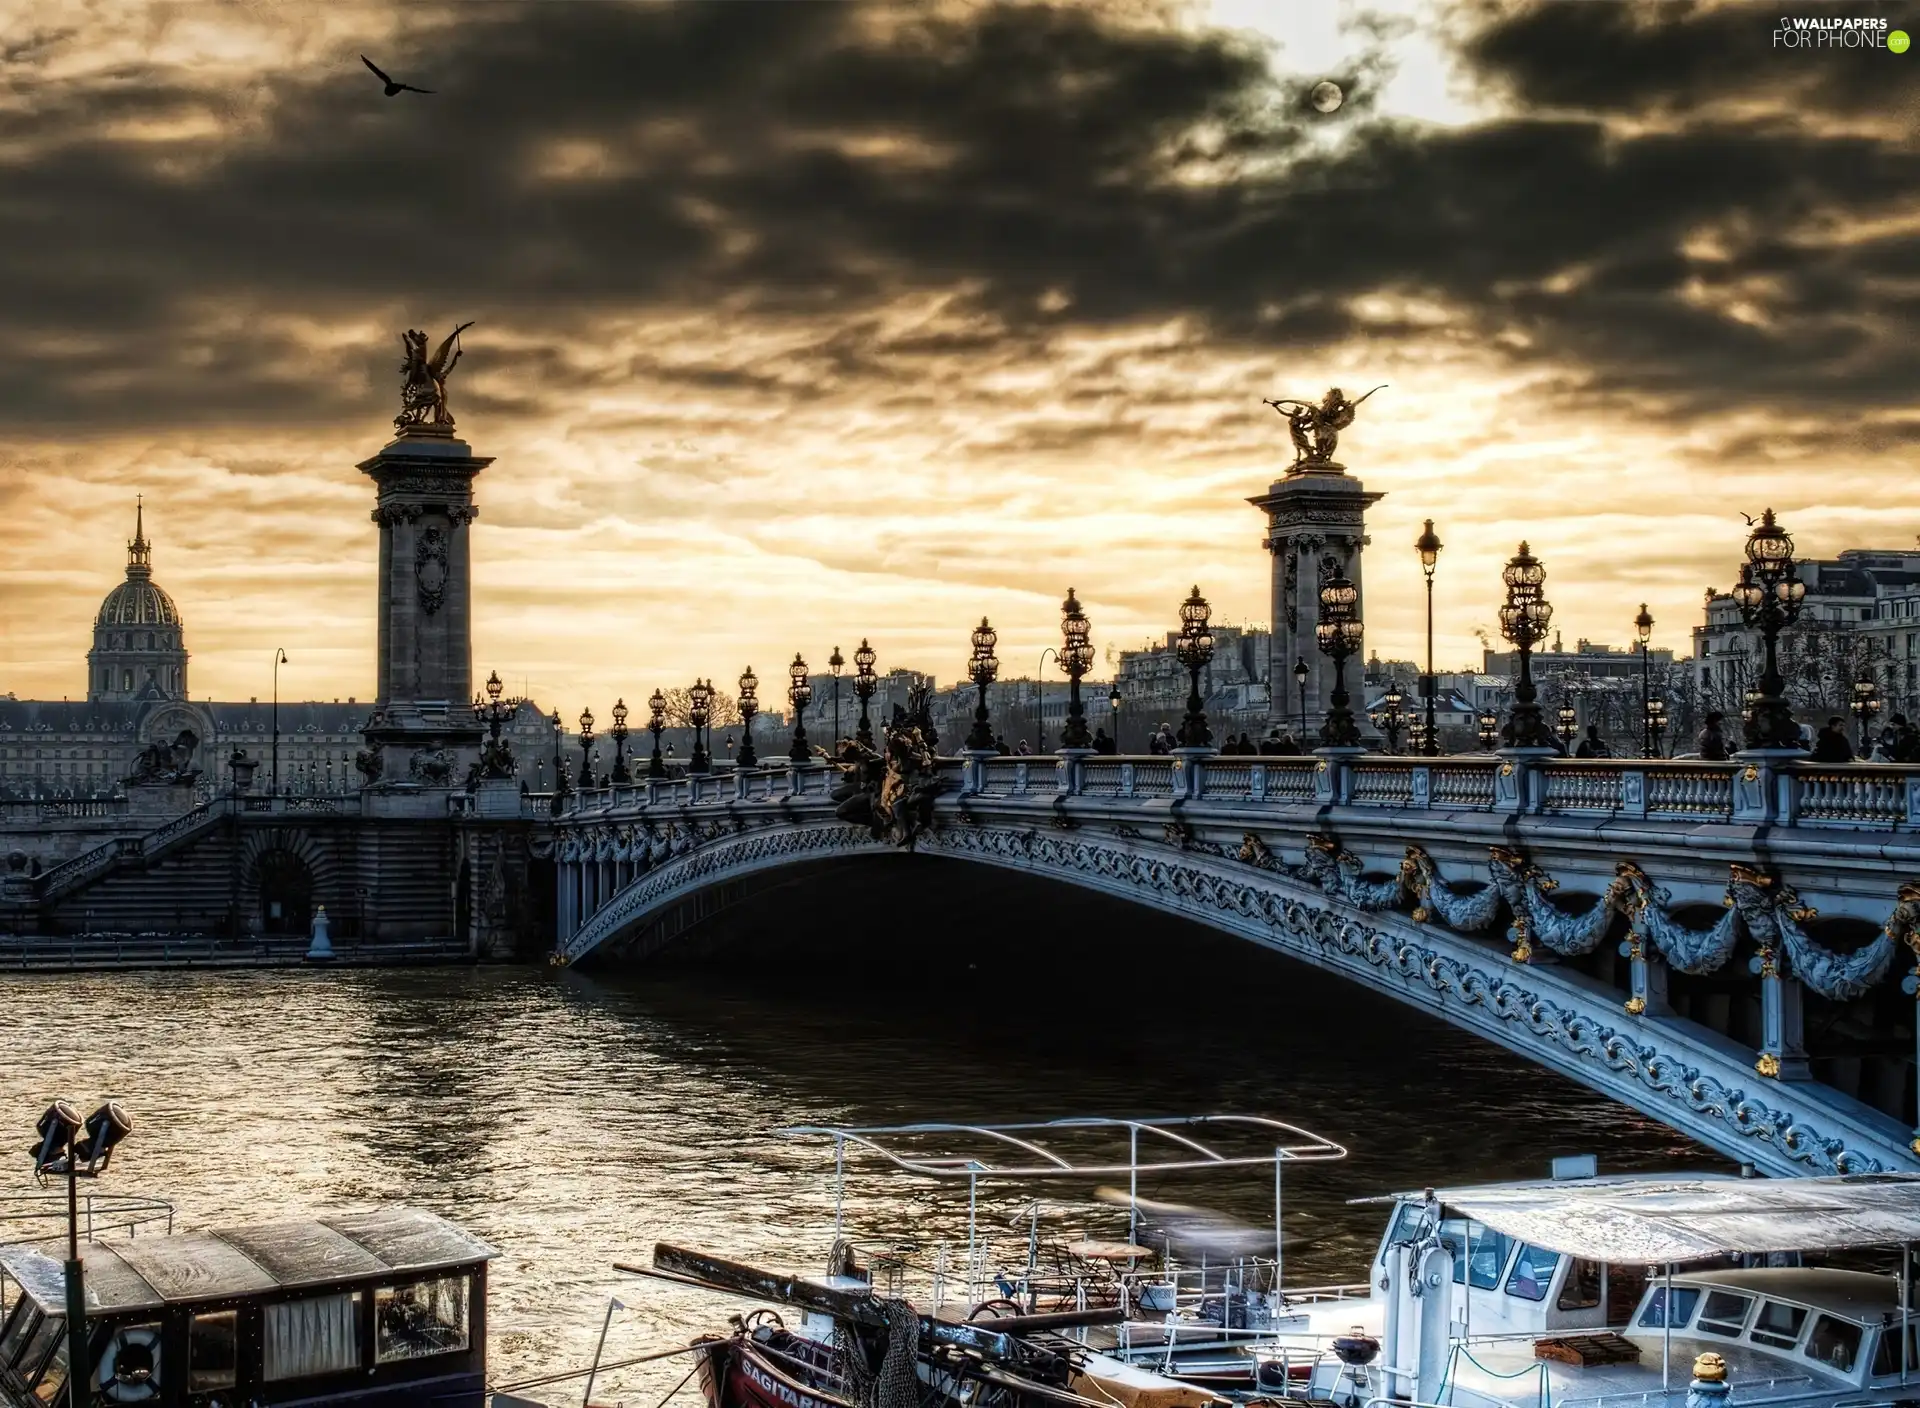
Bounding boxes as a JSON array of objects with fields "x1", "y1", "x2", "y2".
[
  {"x1": 0, "y1": 1206, "x2": 495, "y2": 1317},
  {"x1": 1355, "y1": 1173, "x2": 1920, "y2": 1264},
  {"x1": 779, "y1": 1115, "x2": 1346, "y2": 1178}
]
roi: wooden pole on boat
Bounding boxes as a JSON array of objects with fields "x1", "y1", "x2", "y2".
[{"x1": 582, "y1": 1296, "x2": 623, "y2": 1408}]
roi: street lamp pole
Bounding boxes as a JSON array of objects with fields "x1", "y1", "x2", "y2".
[
  {"x1": 578, "y1": 707, "x2": 596, "y2": 788},
  {"x1": 689, "y1": 679, "x2": 713, "y2": 774},
  {"x1": 1293, "y1": 658, "x2": 1309, "y2": 738},
  {"x1": 1108, "y1": 686, "x2": 1122, "y2": 753},
  {"x1": 549, "y1": 709, "x2": 565, "y2": 815},
  {"x1": 271, "y1": 647, "x2": 289, "y2": 795},
  {"x1": 1060, "y1": 589, "x2": 1094, "y2": 749},
  {"x1": 1731, "y1": 508, "x2": 1809, "y2": 750},
  {"x1": 1416, "y1": 520, "x2": 1443, "y2": 757},
  {"x1": 1175, "y1": 586, "x2": 1216, "y2": 748},
  {"x1": 737, "y1": 669, "x2": 760, "y2": 767},
  {"x1": 1497, "y1": 543, "x2": 1556, "y2": 749},
  {"x1": 968, "y1": 619, "x2": 999, "y2": 751},
  {"x1": 828, "y1": 647, "x2": 845, "y2": 746},
  {"x1": 1315, "y1": 574, "x2": 1363, "y2": 747},
  {"x1": 788, "y1": 654, "x2": 814, "y2": 762},
  {"x1": 1034, "y1": 647, "x2": 1060, "y2": 753},
  {"x1": 853, "y1": 641, "x2": 877, "y2": 749},
  {"x1": 1635, "y1": 603, "x2": 1655, "y2": 759},
  {"x1": 647, "y1": 690, "x2": 667, "y2": 778},
  {"x1": 610, "y1": 699, "x2": 631, "y2": 784}
]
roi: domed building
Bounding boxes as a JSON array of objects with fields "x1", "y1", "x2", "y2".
[{"x1": 87, "y1": 500, "x2": 189, "y2": 703}]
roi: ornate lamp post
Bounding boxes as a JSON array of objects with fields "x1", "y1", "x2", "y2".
[
  {"x1": 1175, "y1": 586, "x2": 1215, "y2": 748},
  {"x1": 1373, "y1": 682, "x2": 1407, "y2": 754},
  {"x1": 1634, "y1": 602, "x2": 1656, "y2": 758},
  {"x1": 1477, "y1": 709, "x2": 1500, "y2": 750},
  {"x1": 1108, "y1": 685, "x2": 1122, "y2": 752},
  {"x1": 737, "y1": 667, "x2": 760, "y2": 767},
  {"x1": 609, "y1": 697, "x2": 631, "y2": 783},
  {"x1": 1415, "y1": 519, "x2": 1443, "y2": 756},
  {"x1": 828, "y1": 646, "x2": 845, "y2": 745},
  {"x1": 1730, "y1": 508, "x2": 1809, "y2": 750},
  {"x1": 549, "y1": 708, "x2": 565, "y2": 814},
  {"x1": 853, "y1": 640, "x2": 878, "y2": 748},
  {"x1": 968, "y1": 618, "x2": 999, "y2": 751},
  {"x1": 787, "y1": 654, "x2": 813, "y2": 762},
  {"x1": 1557, "y1": 700, "x2": 1578, "y2": 751},
  {"x1": 271, "y1": 646, "x2": 289, "y2": 795},
  {"x1": 1851, "y1": 671, "x2": 1882, "y2": 753},
  {"x1": 577, "y1": 706, "x2": 596, "y2": 788},
  {"x1": 1060, "y1": 588, "x2": 1094, "y2": 749},
  {"x1": 1742, "y1": 686, "x2": 1762, "y2": 731},
  {"x1": 1645, "y1": 697, "x2": 1669, "y2": 758},
  {"x1": 1292, "y1": 658, "x2": 1309, "y2": 737},
  {"x1": 688, "y1": 678, "x2": 713, "y2": 774},
  {"x1": 1408, "y1": 717, "x2": 1431, "y2": 754},
  {"x1": 1315, "y1": 573, "x2": 1363, "y2": 747},
  {"x1": 1496, "y1": 542, "x2": 1556, "y2": 748},
  {"x1": 646, "y1": 689, "x2": 667, "y2": 778}
]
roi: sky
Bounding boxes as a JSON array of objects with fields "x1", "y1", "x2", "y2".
[{"x1": 1, "y1": 0, "x2": 1916, "y2": 711}]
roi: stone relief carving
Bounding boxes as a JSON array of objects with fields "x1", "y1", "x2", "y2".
[{"x1": 416, "y1": 526, "x2": 449, "y2": 614}]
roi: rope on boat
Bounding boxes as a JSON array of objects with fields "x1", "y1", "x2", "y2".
[
  {"x1": 1437, "y1": 1343, "x2": 1553, "y2": 1408},
  {"x1": 835, "y1": 1297, "x2": 920, "y2": 1408}
]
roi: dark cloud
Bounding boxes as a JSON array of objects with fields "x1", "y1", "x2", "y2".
[{"x1": 0, "y1": 0, "x2": 1915, "y2": 432}]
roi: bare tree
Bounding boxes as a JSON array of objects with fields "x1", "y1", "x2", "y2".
[{"x1": 658, "y1": 687, "x2": 743, "y2": 730}]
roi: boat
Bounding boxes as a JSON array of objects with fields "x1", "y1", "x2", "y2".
[
  {"x1": 1261, "y1": 1166, "x2": 1920, "y2": 1407},
  {"x1": 0, "y1": 1205, "x2": 495, "y2": 1407}
]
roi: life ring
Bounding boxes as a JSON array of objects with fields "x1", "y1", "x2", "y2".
[{"x1": 96, "y1": 1325, "x2": 161, "y2": 1403}]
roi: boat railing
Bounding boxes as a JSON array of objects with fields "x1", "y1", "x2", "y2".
[
  {"x1": 1279, "y1": 1281, "x2": 1371, "y2": 1303},
  {"x1": 0, "y1": 1191, "x2": 175, "y2": 1248},
  {"x1": 1553, "y1": 1373, "x2": 1817, "y2": 1407}
]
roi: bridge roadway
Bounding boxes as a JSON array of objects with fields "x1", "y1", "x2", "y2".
[{"x1": 549, "y1": 748, "x2": 1920, "y2": 1179}]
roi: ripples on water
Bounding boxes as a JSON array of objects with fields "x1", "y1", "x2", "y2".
[{"x1": 0, "y1": 861, "x2": 1719, "y2": 1401}]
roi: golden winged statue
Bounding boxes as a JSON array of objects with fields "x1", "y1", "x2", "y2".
[
  {"x1": 395, "y1": 321, "x2": 474, "y2": 434},
  {"x1": 1262, "y1": 384, "x2": 1384, "y2": 468}
]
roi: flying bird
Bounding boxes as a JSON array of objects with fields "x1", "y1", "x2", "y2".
[{"x1": 361, "y1": 55, "x2": 433, "y2": 97}]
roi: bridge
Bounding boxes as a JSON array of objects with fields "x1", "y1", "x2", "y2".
[{"x1": 548, "y1": 746, "x2": 1920, "y2": 1179}]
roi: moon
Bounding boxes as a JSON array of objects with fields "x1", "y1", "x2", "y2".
[{"x1": 1310, "y1": 80, "x2": 1344, "y2": 114}]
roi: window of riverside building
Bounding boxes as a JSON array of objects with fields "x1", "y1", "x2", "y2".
[
  {"x1": 1751, "y1": 1300, "x2": 1809, "y2": 1351},
  {"x1": 189, "y1": 1309, "x2": 239, "y2": 1390},
  {"x1": 374, "y1": 1277, "x2": 469, "y2": 1362},
  {"x1": 1806, "y1": 1315, "x2": 1861, "y2": 1374},
  {"x1": 265, "y1": 1292, "x2": 363, "y2": 1380},
  {"x1": 1504, "y1": 1244, "x2": 1560, "y2": 1302},
  {"x1": 1697, "y1": 1290, "x2": 1753, "y2": 1338}
]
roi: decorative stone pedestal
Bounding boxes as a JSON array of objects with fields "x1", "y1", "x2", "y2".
[
  {"x1": 1249, "y1": 464, "x2": 1384, "y2": 737},
  {"x1": 356, "y1": 427, "x2": 494, "y2": 792}
]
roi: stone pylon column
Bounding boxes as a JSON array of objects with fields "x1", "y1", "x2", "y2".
[
  {"x1": 1248, "y1": 460, "x2": 1384, "y2": 737},
  {"x1": 356, "y1": 426, "x2": 494, "y2": 799}
]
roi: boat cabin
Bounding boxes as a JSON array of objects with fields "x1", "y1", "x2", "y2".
[
  {"x1": 0, "y1": 1207, "x2": 494, "y2": 1408},
  {"x1": 1311, "y1": 1172, "x2": 1920, "y2": 1407}
]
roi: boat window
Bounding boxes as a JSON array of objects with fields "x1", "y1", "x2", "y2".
[
  {"x1": 1466, "y1": 1224, "x2": 1516, "y2": 1291},
  {"x1": 189, "y1": 1310, "x2": 239, "y2": 1391},
  {"x1": 1504, "y1": 1245, "x2": 1560, "y2": 1303},
  {"x1": 1805, "y1": 1315, "x2": 1861, "y2": 1375},
  {"x1": 1751, "y1": 1300, "x2": 1810, "y2": 1350},
  {"x1": 1871, "y1": 1320, "x2": 1919, "y2": 1377},
  {"x1": 1637, "y1": 1286, "x2": 1701, "y2": 1329},
  {"x1": 1606, "y1": 1264, "x2": 1650, "y2": 1328},
  {"x1": 374, "y1": 1276, "x2": 469, "y2": 1362},
  {"x1": 265, "y1": 1291, "x2": 364, "y2": 1381},
  {"x1": 1696, "y1": 1290, "x2": 1753, "y2": 1337},
  {"x1": 0, "y1": 1305, "x2": 40, "y2": 1370},
  {"x1": 26, "y1": 1339, "x2": 66, "y2": 1404},
  {"x1": 14, "y1": 1314, "x2": 61, "y2": 1385},
  {"x1": 1378, "y1": 1203, "x2": 1426, "y2": 1264},
  {"x1": 1557, "y1": 1258, "x2": 1602, "y2": 1311},
  {"x1": 1438, "y1": 1218, "x2": 1471, "y2": 1284}
]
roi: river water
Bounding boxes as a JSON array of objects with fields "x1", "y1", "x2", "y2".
[{"x1": 0, "y1": 874, "x2": 1719, "y2": 1403}]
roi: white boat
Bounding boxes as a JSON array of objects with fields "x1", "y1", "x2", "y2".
[{"x1": 1264, "y1": 1166, "x2": 1920, "y2": 1407}]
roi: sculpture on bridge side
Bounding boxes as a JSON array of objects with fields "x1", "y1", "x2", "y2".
[
  {"x1": 831, "y1": 685, "x2": 948, "y2": 848},
  {"x1": 126, "y1": 729, "x2": 200, "y2": 785},
  {"x1": 395, "y1": 321, "x2": 474, "y2": 435},
  {"x1": 1262, "y1": 385, "x2": 1384, "y2": 469}
]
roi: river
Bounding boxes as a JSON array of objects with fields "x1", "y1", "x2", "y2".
[{"x1": 0, "y1": 878, "x2": 1718, "y2": 1402}]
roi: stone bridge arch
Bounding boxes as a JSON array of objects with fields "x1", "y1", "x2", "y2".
[{"x1": 552, "y1": 812, "x2": 1916, "y2": 1180}]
